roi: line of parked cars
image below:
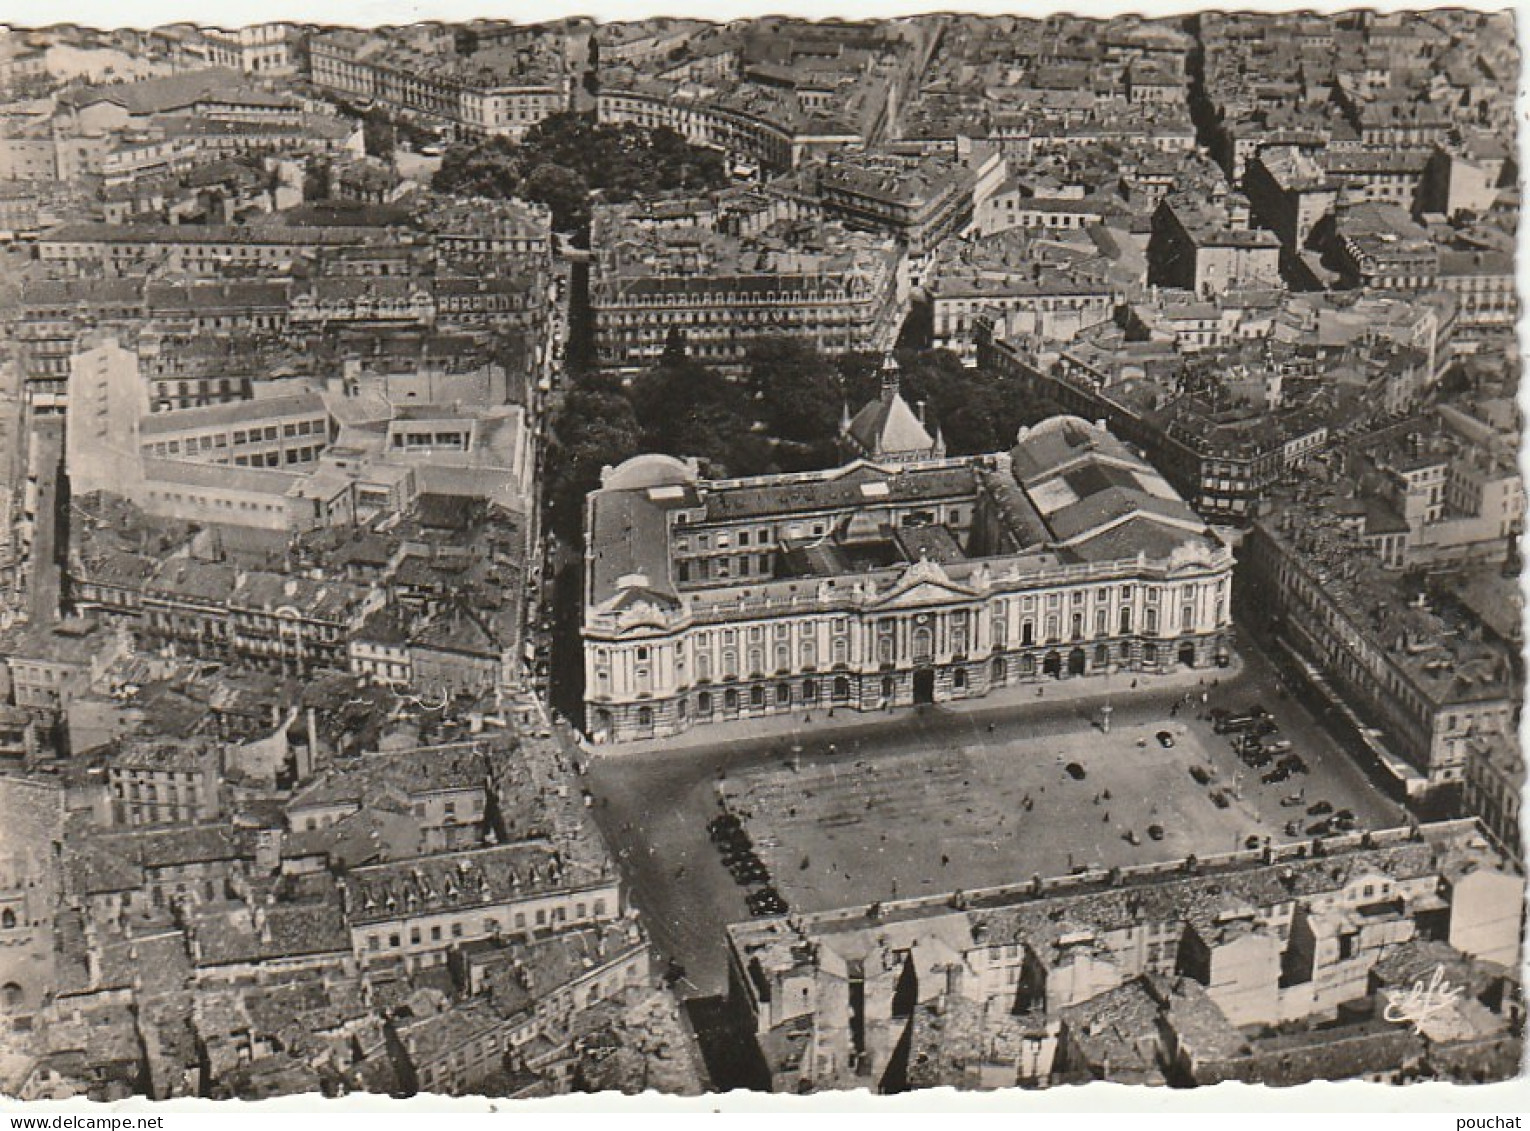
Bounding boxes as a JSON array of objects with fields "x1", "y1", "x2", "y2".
[{"x1": 708, "y1": 812, "x2": 788, "y2": 917}]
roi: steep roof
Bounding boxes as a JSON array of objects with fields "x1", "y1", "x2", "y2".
[{"x1": 846, "y1": 388, "x2": 938, "y2": 459}]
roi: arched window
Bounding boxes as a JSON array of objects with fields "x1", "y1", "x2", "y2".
[
  {"x1": 833, "y1": 676, "x2": 851, "y2": 702},
  {"x1": 1119, "y1": 607, "x2": 1133, "y2": 634},
  {"x1": 775, "y1": 643, "x2": 790, "y2": 673},
  {"x1": 1021, "y1": 620, "x2": 1034, "y2": 646},
  {"x1": 750, "y1": 685, "x2": 765, "y2": 708},
  {"x1": 636, "y1": 706, "x2": 653, "y2": 732},
  {"x1": 912, "y1": 625, "x2": 933, "y2": 662},
  {"x1": 799, "y1": 639, "x2": 817, "y2": 670},
  {"x1": 775, "y1": 683, "x2": 790, "y2": 706},
  {"x1": 0, "y1": 909, "x2": 14, "y2": 930},
  {"x1": 882, "y1": 675, "x2": 896, "y2": 700},
  {"x1": 1145, "y1": 608, "x2": 1159, "y2": 635},
  {"x1": 991, "y1": 656, "x2": 1007, "y2": 686},
  {"x1": 748, "y1": 648, "x2": 764, "y2": 677},
  {"x1": 697, "y1": 691, "x2": 712, "y2": 716},
  {"x1": 0, "y1": 983, "x2": 22, "y2": 1010}
]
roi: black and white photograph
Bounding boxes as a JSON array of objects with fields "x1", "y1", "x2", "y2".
[{"x1": 0, "y1": 2, "x2": 1524, "y2": 1106}]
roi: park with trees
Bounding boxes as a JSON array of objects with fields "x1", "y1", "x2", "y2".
[
  {"x1": 432, "y1": 111, "x2": 729, "y2": 231},
  {"x1": 542, "y1": 336, "x2": 1061, "y2": 545}
]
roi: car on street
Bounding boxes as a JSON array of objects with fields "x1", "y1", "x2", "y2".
[
  {"x1": 1307, "y1": 800, "x2": 1334, "y2": 816},
  {"x1": 1156, "y1": 730, "x2": 1175, "y2": 748},
  {"x1": 1278, "y1": 754, "x2": 1309, "y2": 775},
  {"x1": 1261, "y1": 766, "x2": 1291, "y2": 784},
  {"x1": 1214, "y1": 714, "x2": 1261, "y2": 734},
  {"x1": 1065, "y1": 762, "x2": 1087, "y2": 780},
  {"x1": 1189, "y1": 765, "x2": 1211, "y2": 785},
  {"x1": 1244, "y1": 835, "x2": 1263, "y2": 850},
  {"x1": 1307, "y1": 818, "x2": 1334, "y2": 835},
  {"x1": 1147, "y1": 824, "x2": 1165, "y2": 841},
  {"x1": 1280, "y1": 793, "x2": 1305, "y2": 807},
  {"x1": 1266, "y1": 739, "x2": 1293, "y2": 754},
  {"x1": 1211, "y1": 790, "x2": 1231, "y2": 809},
  {"x1": 747, "y1": 888, "x2": 788, "y2": 916},
  {"x1": 1253, "y1": 718, "x2": 1280, "y2": 736}
]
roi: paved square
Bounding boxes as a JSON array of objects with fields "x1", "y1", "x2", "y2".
[{"x1": 721, "y1": 720, "x2": 1264, "y2": 911}]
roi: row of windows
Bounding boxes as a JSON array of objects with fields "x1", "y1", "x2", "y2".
[
  {"x1": 147, "y1": 488, "x2": 285, "y2": 515},
  {"x1": 232, "y1": 445, "x2": 323, "y2": 467},
  {"x1": 364, "y1": 897, "x2": 608, "y2": 952},
  {"x1": 616, "y1": 641, "x2": 1186, "y2": 727}
]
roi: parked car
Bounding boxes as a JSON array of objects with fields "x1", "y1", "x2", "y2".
[
  {"x1": 1307, "y1": 818, "x2": 1334, "y2": 836},
  {"x1": 1210, "y1": 790, "x2": 1231, "y2": 809},
  {"x1": 1214, "y1": 714, "x2": 1261, "y2": 734},
  {"x1": 1307, "y1": 800, "x2": 1334, "y2": 816},
  {"x1": 1278, "y1": 754, "x2": 1309, "y2": 775},
  {"x1": 1253, "y1": 718, "x2": 1280, "y2": 736},
  {"x1": 1244, "y1": 835, "x2": 1263, "y2": 850},
  {"x1": 1261, "y1": 766, "x2": 1291, "y2": 785},
  {"x1": 1147, "y1": 824, "x2": 1165, "y2": 841},
  {"x1": 1280, "y1": 793, "x2": 1306, "y2": 808},
  {"x1": 1065, "y1": 762, "x2": 1087, "y2": 781},
  {"x1": 1189, "y1": 765, "x2": 1211, "y2": 785},
  {"x1": 1156, "y1": 730, "x2": 1175, "y2": 748},
  {"x1": 1266, "y1": 739, "x2": 1293, "y2": 754}
]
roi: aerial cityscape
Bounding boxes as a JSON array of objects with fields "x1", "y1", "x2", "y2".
[{"x1": 0, "y1": 8, "x2": 1523, "y2": 1099}]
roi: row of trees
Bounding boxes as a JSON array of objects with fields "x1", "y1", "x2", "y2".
[
  {"x1": 543, "y1": 336, "x2": 1059, "y2": 544},
  {"x1": 432, "y1": 112, "x2": 729, "y2": 231}
]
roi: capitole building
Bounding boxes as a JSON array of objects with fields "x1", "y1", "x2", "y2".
[{"x1": 581, "y1": 362, "x2": 1235, "y2": 745}]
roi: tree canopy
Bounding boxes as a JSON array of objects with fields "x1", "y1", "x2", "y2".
[
  {"x1": 544, "y1": 373, "x2": 644, "y2": 543},
  {"x1": 432, "y1": 112, "x2": 728, "y2": 231},
  {"x1": 544, "y1": 337, "x2": 1068, "y2": 547},
  {"x1": 629, "y1": 357, "x2": 771, "y2": 479}
]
